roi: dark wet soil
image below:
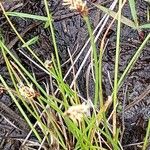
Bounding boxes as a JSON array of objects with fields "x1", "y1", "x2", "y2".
[{"x1": 0, "y1": 0, "x2": 150, "y2": 149}]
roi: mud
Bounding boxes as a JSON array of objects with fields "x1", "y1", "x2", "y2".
[{"x1": 0, "y1": 0, "x2": 150, "y2": 149}]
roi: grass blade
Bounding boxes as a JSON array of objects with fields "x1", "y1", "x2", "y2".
[
  {"x1": 139, "y1": 23, "x2": 150, "y2": 29},
  {"x1": 6, "y1": 11, "x2": 48, "y2": 21},
  {"x1": 128, "y1": 0, "x2": 139, "y2": 27},
  {"x1": 118, "y1": 33, "x2": 150, "y2": 88},
  {"x1": 94, "y1": 3, "x2": 136, "y2": 29},
  {"x1": 142, "y1": 119, "x2": 150, "y2": 150}
]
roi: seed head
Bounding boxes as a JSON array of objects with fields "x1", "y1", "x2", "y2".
[
  {"x1": 44, "y1": 60, "x2": 53, "y2": 69},
  {"x1": 62, "y1": 0, "x2": 88, "y2": 15},
  {"x1": 18, "y1": 83, "x2": 39, "y2": 100},
  {"x1": 64, "y1": 102, "x2": 91, "y2": 123}
]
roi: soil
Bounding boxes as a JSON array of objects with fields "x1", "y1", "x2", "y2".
[{"x1": 0, "y1": 0, "x2": 150, "y2": 149}]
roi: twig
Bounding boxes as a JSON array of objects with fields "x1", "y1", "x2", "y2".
[
  {"x1": 125, "y1": 85, "x2": 150, "y2": 112},
  {"x1": 0, "y1": 101, "x2": 29, "y2": 132},
  {"x1": 7, "y1": 23, "x2": 40, "y2": 50}
]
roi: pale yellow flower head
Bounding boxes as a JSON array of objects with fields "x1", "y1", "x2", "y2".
[
  {"x1": 64, "y1": 102, "x2": 91, "y2": 123},
  {"x1": 62, "y1": 0, "x2": 88, "y2": 15},
  {"x1": 18, "y1": 82, "x2": 39, "y2": 100},
  {"x1": 44, "y1": 60, "x2": 53, "y2": 69}
]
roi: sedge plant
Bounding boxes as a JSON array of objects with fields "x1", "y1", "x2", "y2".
[{"x1": 0, "y1": 0, "x2": 150, "y2": 149}]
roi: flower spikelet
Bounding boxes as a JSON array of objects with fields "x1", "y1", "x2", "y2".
[
  {"x1": 18, "y1": 83, "x2": 39, "y2": 99},
  {"x1": 64, "y1": 102, "x2": 91, "y2": 123},
  {"x1": 62, "y1": 0, "x2": 88, "y2": 15},
  {"x1": 44, "y1": 60, "x2": 53, "y2": 69}
]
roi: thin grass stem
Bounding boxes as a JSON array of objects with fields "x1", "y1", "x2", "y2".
[
  {"x1": 113, "y1": 0, "x2": 122, "y2": 139},
  {"x1": 83, "y1": 15, "x2": 99, "y2": 106}
]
